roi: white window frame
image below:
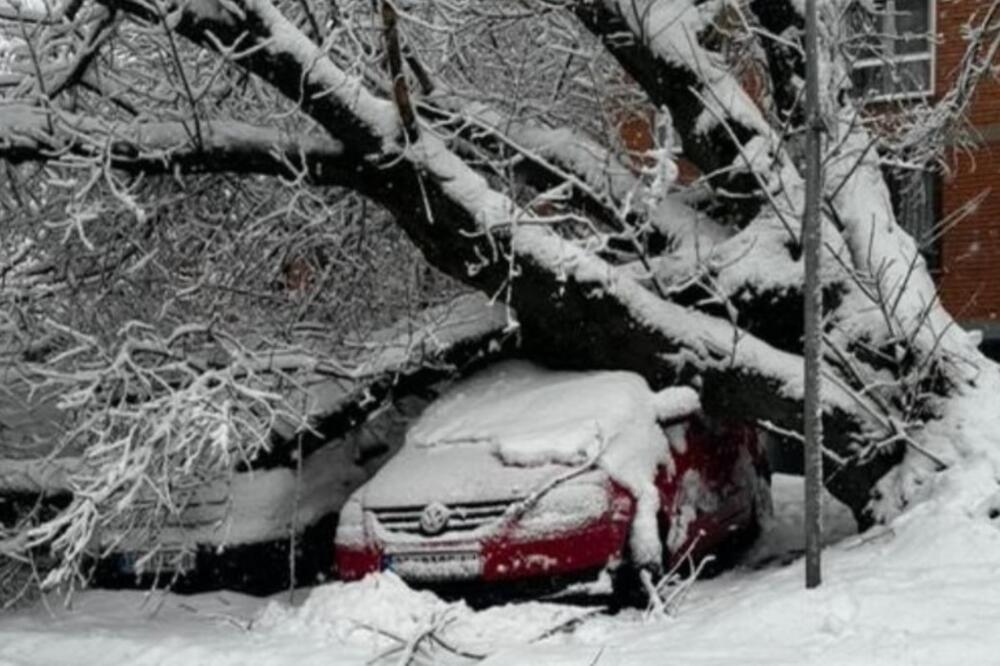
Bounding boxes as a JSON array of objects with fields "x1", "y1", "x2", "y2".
[{"x1": 851, "y1": 0, "x2": 937, "y2": 102}]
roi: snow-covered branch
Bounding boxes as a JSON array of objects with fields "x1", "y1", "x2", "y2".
[
  {"x1": 75, "y1": 0, "x2": 899, "y2": 520},
  {"x1": 570, "y1": 0, "x2": 785, "y2": 224},
  {"x1": 0, "y1": 105, "x2": 348, "y2": 184}
]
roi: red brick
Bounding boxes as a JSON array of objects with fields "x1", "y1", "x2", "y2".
[{"x1": 935, "y1": 0, "x2": 1000, "y2": 321}]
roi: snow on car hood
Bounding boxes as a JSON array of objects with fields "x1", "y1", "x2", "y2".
[
  {"x1": 363, "y1": 360, "x2": 701, "y2": 565},
  {"x1": 361, "y1": 444, "x2": 565, "y2": 508}
]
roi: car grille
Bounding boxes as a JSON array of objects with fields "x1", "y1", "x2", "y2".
[{"x1": 372, "y1": 499, "x2": 515, "y2": 536}]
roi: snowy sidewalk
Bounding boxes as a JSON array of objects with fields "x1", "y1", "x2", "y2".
[{"x1": 3, "y1": 475, "x2": 999, "y2": 666}]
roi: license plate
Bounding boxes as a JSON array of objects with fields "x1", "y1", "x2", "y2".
[{"x1": 385, "y1": 550, "x2": 482, "y2": 581}]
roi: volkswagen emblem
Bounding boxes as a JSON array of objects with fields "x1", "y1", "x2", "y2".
[{"x1": 419, "y1": 502, "x2": 451, "y2": 535}]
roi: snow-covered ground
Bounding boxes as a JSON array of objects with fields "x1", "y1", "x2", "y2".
[{"x1": 2, "y1": 474, "x2": 998, "y2": 666}]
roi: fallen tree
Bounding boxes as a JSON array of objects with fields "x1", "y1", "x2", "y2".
[{"x1": 3, "y1": 0, "x2": 1000, "y2": 582}]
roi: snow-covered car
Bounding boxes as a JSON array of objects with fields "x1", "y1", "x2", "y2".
[
  {"x1": 334, "y1": 361, "x2": 771, "y2": 598},
  {"x1": 92, "y1": 396, "x2": 424, "y2": 593},
  {"x1": 1, "y1": 294, "x2": 508, "y2": 594}
]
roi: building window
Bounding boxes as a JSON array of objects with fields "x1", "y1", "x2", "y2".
[
  {"x1": 848, "y1": 0, "x2": 935, "y2": 100},
  {"x1": 885, "y1": 167, "x2": 941, "y2": 271}
]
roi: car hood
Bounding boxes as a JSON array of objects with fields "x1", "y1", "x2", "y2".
[{"x1": 360, "y1": 444, "x2": 570, "y2": 509}]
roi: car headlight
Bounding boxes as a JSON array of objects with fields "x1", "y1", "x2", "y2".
[{"x1": 513, "y1": 474, "x2": 613, "y2": 533}]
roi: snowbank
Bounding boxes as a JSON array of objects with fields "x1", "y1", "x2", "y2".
[
  {"x1": 255, "y1": 572, "x2": 593, "y2": 657},
  {"x1": 866, "y1": 361, "x2": 1000, "y2": 523},
  {"x1": 6, "y1": 476, "x2": 1000, "y2": 665},
  {"x1": 255, "y1": 573, "x2": 449, "y2": 650}
]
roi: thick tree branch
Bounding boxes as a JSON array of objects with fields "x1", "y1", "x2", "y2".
[
  {"x1": 418, "y1": 97, "x2": 642, "y2": 232},
  {"x1": 0, "y1": 105, "x2": 350, "y2": 184},
  {"x1": 570, "y1": 0, "x2": 776, "y2": 224}
]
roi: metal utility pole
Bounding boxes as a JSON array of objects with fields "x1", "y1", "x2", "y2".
[{"x1": 803, "y1": 0, "x2": 824, "y2": 589}]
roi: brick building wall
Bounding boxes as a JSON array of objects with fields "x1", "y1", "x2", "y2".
[{"x1": 935, "y1": 0, "x2": 1000, "y2": 332}]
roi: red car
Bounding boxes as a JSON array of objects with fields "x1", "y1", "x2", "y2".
[{"x1": 334, "y1": 361, "x2": 770, "y2": 597}]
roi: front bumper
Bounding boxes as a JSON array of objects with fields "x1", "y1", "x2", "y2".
[{"x1": 335, "y1": 482, "x2": 634, "y2": 586}]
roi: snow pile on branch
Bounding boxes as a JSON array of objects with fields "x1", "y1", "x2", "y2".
[
  {"x1": 408, "y1": 360, "x2": 701, "y2": 565},
  {"x1": 457, "y1": 101, "x2": 640, "y2": 208},
  {"x1": 612, "y1": 0, "x2": 774, "y2": 139}
]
